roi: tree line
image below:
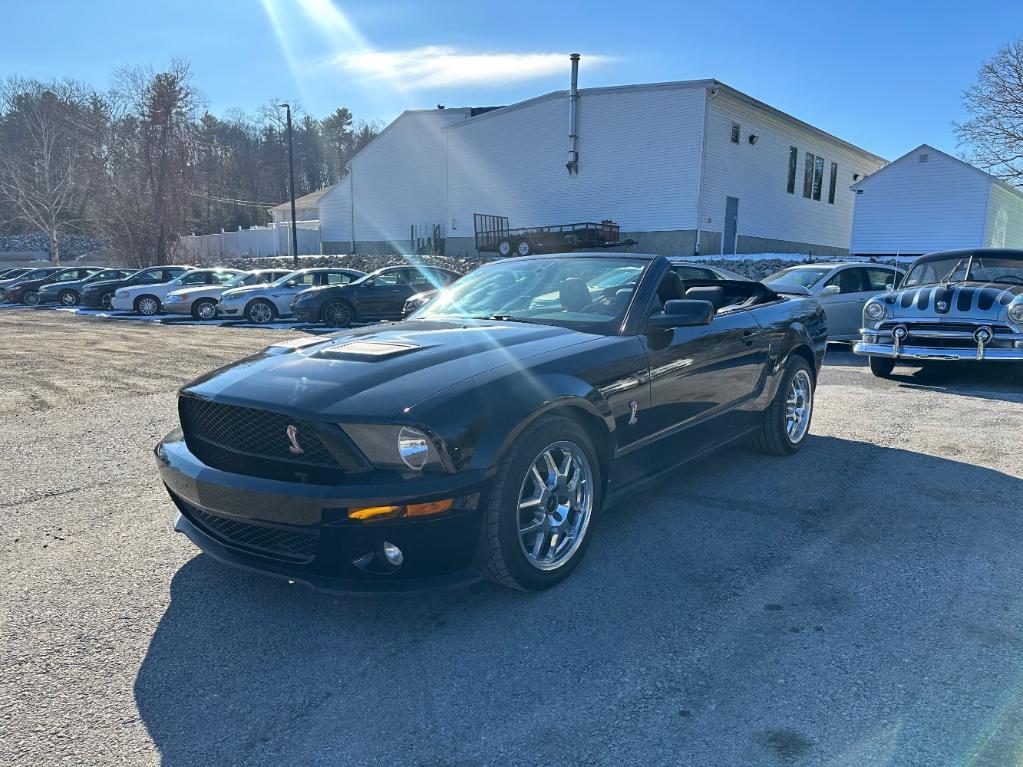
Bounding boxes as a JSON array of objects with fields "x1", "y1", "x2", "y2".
[{"x1": 0, "y1": 60, "x2": 379, "y2": 265}]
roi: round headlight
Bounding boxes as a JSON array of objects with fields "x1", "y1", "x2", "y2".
[
  {"x1": 1009, "y1": 302, "x2": 1023, "y2": 324},
  {"x1": 864, "y1": 300, "x2": 886, "y2": 321},
  {"x1": 397, "y1": 426, "x2": 430, "y2": 470}
]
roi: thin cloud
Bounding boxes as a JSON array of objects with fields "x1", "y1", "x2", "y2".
[{"x1": 331, "y1": 46, "x2": 609, "y2": 89}]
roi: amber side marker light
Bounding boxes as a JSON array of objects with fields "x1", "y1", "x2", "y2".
[{"x1": 348, "y1": 498, "x2": 454, "y2": 522}]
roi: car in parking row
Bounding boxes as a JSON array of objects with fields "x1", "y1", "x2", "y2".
[
  {"x1": 2, "y1": 266, "x2": 104, "y2": 305},
  {"x1": 164, "y1": 269, "x2": 292, "y2": 320},
  {"x1": 291, "y1": 265, "x2": 462, "y2": 326},
  {"x1": 36, "y1": 268, "x2": 136, "y2": 306},
  {"x1": 111, "y1": 268, "x2": 243, "y2": 315},
  {"x1": 217, "y1": 268, "x2": 366, "y2": 323},
  {"x1": 80, "y1": 266, "x2": 193, "y2": 310}
]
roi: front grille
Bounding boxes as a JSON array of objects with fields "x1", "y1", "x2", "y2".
[
  {"x1": 878, "y1": 321, "x2": 1013, "y2": 334},
  {"x1": 179, "y1": 396, "x2": 354, "y2": 483},
  {"x1": 171, "y1": 491, "x2": 319, "y2": 563}
]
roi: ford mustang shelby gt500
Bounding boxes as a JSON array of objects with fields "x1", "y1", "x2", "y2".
[
  {"x1": 155, "y1": 253, "x2": 827, "y2": 593},
  {"x1": 854, "y1": 248, "x2": 1023, "y2": 379}
]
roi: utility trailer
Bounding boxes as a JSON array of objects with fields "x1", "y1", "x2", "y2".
[{"x1": 474, "y1": 214, "x2": 636, "y2": 258}]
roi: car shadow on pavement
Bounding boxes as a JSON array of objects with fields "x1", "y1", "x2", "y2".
[{"x1": 135, "y1": 436, "x2": 1023, "y2": 766}]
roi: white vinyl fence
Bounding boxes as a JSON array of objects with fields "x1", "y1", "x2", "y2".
[{"x1": 177, "y1": 221, "x2": 321, "y2": 261}]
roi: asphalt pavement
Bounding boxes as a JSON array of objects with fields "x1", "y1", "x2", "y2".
[{"x1": 1, "y1": 309, "x2": 1022, "y2": 766}]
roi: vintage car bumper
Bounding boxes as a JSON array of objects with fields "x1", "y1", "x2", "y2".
[
  {"x1": 855, "y1": 324, "x2": 1023, "y2": 361},
  {"x1": 154, "y1": 430, "x2": 488, "y2": 594}
]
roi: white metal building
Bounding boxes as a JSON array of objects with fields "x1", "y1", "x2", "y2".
[
  {"x1": 850, "y1": 144, "x2": 1023, "y2": 256},
  {"x1": 318, "y1": 75, "x2": 886, "y2": 258}
]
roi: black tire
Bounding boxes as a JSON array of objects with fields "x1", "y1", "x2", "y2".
[
  {"x1": 191, "y1": 298, "x2": 218, "y2": 321},
  {"x1": 474, "y1": 415, "x2": 602, "y2": 591},
  {"x1": 58, "y1": 289, "x2": 78, "y2": 306},
  {"x1": 99, "y1": 291, "x2": 115, "y2": 311},
  {"x1": 245, "y1": 299, "x2": 277, "y2": 324},
  {"x1": 322, "y1": 299, "x2": 354, "y2": 327},
  {"x1": 23, "y1": 290, "x2": 39, "y2": 306},
  {"x1": 134, "y1": 295, "x2": 161, "y2": 316},
  {"x1": 868, "y1": 356, "x2": 896, "y2": 378},
  {"x1": 754, "y1": 355, "x2": 815, "y2": 456},
  {"x1": 515, "y1": 238, "x2": 532, "y2": 257},
  {"x1": 497, "y1": 239, "x2": 513, "y2": 257}
]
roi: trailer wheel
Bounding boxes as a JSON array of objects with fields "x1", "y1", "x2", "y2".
[
  {"x1": 498, "y1": 239, "x2": 512, "y2": 257},
  {"x1": 516, "y1": 239, "x2": 532, "y2": 256}
]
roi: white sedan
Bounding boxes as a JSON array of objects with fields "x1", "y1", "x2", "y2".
[
  {"x1": 111, "y1": 268, "x2": 243, "y2": 315},
  {"x1": 163, "y1": 269, "x2": 292, "y2": 320},
  {"x1": 216, "y1": 267, "x2": 365, "y2": 323}
]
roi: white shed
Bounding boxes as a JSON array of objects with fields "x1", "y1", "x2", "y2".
[
  {"x1": 850, "y1": 144, "x2": 1023, "y2": 256},
  {"x1": 269, "y1": 185, "x2": 337, "y2": 225}
]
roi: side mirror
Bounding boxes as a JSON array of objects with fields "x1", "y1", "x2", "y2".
[
  {"x1": 822, "y1": 284, "x2": 841, "y2": 296},
  {"x1": 646, "y1": 299, "x2": 714, "y2": 330}
]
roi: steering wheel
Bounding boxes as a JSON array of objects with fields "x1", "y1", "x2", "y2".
[{"x1": 992, "y1": 274, "x2": 1023, "y2": 285}]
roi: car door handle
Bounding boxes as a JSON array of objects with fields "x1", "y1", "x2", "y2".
[{"x1": 742, "y1": 328, "x2": 760, "y2": 345}]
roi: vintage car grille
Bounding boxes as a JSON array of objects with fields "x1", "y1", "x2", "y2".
[
  {"x1": 170, "y1": 491, "x2": 319, "y2": 563},
  {"x1": 179, "y1": 396, "x2": 351, "y2": 483},
  {"x1": 878, "y1": 321, "x2": 1014, "y2": 334}
]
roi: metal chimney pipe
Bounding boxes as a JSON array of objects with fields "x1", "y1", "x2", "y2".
[{"x1": 566, "y1": 53, "x2": 580, "y2": 175}]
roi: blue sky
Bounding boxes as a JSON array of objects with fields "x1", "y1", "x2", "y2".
[{"x1": 2, "y1": 0, "x2": 1021, "y2": 161}]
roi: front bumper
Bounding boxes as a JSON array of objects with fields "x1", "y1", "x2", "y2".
[
  {"x1": 79, "y1": 292, "x2": 104, "y2": 308},
  {"x1": 218, "y1": 302, "x2": 242, "y2": 316},
  {"x1": 110, "y1": 295, "x2": 133, "y2": 311},
  {"x1": 162, "y1": 299, "x2": 192, "y2": 314},
  {"x1": 291, "y1": 305, "x2": 319, "y2": 323},
  {"x1": 155, "y1": 431, "x2": 488, "y2": 594},
  {"x1": 853, "y1": 342, "x2": 1023, "y2": 361}
]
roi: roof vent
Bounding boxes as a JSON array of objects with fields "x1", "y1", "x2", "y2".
[{"x1": 918, "y1": 153, "x2": 929, "y2": 163}]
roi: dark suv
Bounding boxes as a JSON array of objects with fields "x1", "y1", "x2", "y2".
[
  {"x1": 290, "y1": 266, "x2": 462, "y2": 326},
  {"x1": 80, "y1": 266, "x2": 192, "y2": 310}
]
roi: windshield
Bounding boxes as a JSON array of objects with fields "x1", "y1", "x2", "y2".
[
  {"x1": 416, "y1": 257, "x2": 646, "y2": 332},
  {"x1": 903, "y1": 253, "x2": 1023, "y2": 287},
  {"x1": 764, "y1": 267, "x2": 832, "y2": 288}
]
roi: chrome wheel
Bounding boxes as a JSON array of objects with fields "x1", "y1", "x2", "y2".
[
  {"x1": 248, "y1": 301, "x2": 274, "y2": 323},
  {"x1": 137, "y1": 296, "x2": 160, "y2": 316},
  {"x1": 785, "y1": 369, "x2": 813, "y2": 443},
  {"x1": 23, "y1": 291, "x2": 39, "y2": 306},
  {"x1": 194, "y1": 300, "x2": 217, "y2": 320},
  {"x1": 517, "y1": 441, "x2": 593, "y2": 571},
  {"x1": 59, "y1": 290, "x2": 77, "y2": 306},
  {"x1": 100, "y1": 292, "x2": 114, "y2": 310}
]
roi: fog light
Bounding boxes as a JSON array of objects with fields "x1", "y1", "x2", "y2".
[{"x1": 382, "y1": 541, "x2": 403, "y2": 567}]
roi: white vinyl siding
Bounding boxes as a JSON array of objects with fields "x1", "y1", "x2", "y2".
[
  {"x1": 700, "y1": 91, "x2": 883, "y2": 252},
  {"x1": 347, "y1": 109, "x2": 470, "y2": 247},
  {"x1": 445, "y1": 85, "x2": 707, "y2": 246},
  {"x1": 851, "y1": 146, "x2": 1003, "y2": 255},
  {"x1": 319, "y1": 176, "x2": 351, "y2": 244},
  {"x1": 984, "y1": 182, "x2": 1023, "y2": 249}
]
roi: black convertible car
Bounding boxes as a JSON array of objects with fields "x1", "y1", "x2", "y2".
[
  {"x1": 156, "y1": 253, "x2": 826, "y2": 593},
  {"x1": 290, "y1": 265, "x2": 462, "y2": 326}
]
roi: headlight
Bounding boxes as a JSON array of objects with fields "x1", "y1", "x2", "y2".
[
  {"x1": 342, "y1": 423, "x2": 446, "y2": 472},
  {"x1": 864, "y1": 300, "x2": 886, "y2": 321},
  {"x1": 115, "y1": 290, "x2": 127, "y2": 297},
  {"x1": 1009, "y1": 302, "x2": 1023, "y2": 324}
]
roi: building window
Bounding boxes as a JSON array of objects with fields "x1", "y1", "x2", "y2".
[
  {"x1": 730, "y1": 123, "x2": 740, "y2": 144},
  {"x1": 812, "y1": 156, "x2": 824, "y2": 201},
  {"x1": 828, "y1": 162, "x2": 838, "y2": 204},
  {"x1": 803, "y1": 152, "x2": 815, "y2": 198},
  {"x1": 787, "y1": 147, "x2": 798, "y2": 194}
]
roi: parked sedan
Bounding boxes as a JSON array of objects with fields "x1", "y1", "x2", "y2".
[
  {"x1": 217, "y1": 268, "x2": 366, "y2": 323},
  {"x1": 0, "y1": 268, "x2": 31, "y2": 296},
  {"x1": 112, "y1": 268, "x2": 243, "y2": 315},
  {"x1": 764, "y1": 261, "x2": 906, "y2": 340},
  {"x1": 80, "y1": 266, "x2": 193, "y2": 310},
  {"x1": 163, "y1": 269, "x2": 293, "y2": 320},
  {"x1": 291, "y1": 266, "x2": 462, "y2": 326},
  {"x1": 36, "y1": 268, "x2": 135, "y2": 306},
  {"x1": 156, "y1": 253, "x2": 826, "y2": 594},
  {"x1": 5, "y1": 266, "x2": 105, "y2": 305}
]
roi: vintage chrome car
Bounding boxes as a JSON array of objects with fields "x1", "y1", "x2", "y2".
[
  {"x1": 854, "y1": 248, "x2": 1023, "y2": 379},
  {"x1": 155, "y1": 253, "x2": 826, "y2": 593}
]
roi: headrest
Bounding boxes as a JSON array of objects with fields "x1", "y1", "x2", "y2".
[
  {"x1": 559, "y1": 278, "x2": 591, "y2": 312},
  {"x1": 657, "y1": 271, "x2": 686, "y2": 303},
  {"x1": 685, "y1": 285, "x2": 725, "y2": 310}
]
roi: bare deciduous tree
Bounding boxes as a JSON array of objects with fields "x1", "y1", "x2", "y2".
[
  {"x1": 0, "y1": 79, "x2": 99, "y2": 263},
  {"x1": 957, "y1": 37, "x2": 1023, "y2": 187}
]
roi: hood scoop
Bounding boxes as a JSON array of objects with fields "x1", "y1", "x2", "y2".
[{"x1": 314, "y1": 340, "x2": 421, "y2": 361}]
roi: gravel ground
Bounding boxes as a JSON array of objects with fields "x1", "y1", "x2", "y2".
[{"x1": 1, "y1": 309, "x2": 1022, "y2": 766}]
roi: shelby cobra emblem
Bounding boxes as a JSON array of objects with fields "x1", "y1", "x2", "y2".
[
  {"x1": 854, "y1": 248, "x2": 1023, "y2": 379},
  {"x1": 286, "y1": 424, "x2": 304, "y2": 454}
]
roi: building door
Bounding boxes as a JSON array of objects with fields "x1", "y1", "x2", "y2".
[{"x1": 723, "y1": 196, "x2": 739, "y2": 255}]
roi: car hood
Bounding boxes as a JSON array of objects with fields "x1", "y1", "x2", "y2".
[
  {"x1": 878, "y1": 281, "x2": 1023, "y2": 322},
  {"x1": 167, "y1": 285, "x2": 222, "y2": 299},
  {"x1": 40, "y1": 278, "x2": 88, "y2": 292},
  {"x1": 182, "y1": 319, "x2": 598, "y2": 421},
  {"x1": 82, "y1": 279, "x2": 128, "y2": 292},
  {"x1": 220, "y1": 285, "x2": 274, "y2": 299}
]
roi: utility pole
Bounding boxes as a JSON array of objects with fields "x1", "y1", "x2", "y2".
[{"x1": 279, "y1": 102, "x2": 299, "y2": 268}]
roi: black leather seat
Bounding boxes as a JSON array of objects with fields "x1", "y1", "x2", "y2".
[
  {"x1": 559, "y1": 278, "x2": 592, "y2": 312},
  {"x1": 685, "y1": 286, "x2": 725, "y2": 311},
  {"x1": 657, "y1": 271, "x2": 686, "y2": 305}
]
